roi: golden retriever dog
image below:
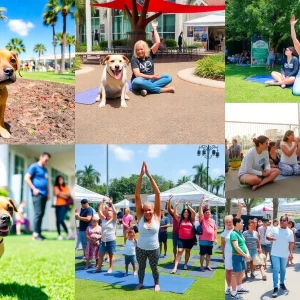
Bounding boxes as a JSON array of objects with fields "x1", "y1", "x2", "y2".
[
  {"x1": 0, "y1": 49, "x2": 21, "y2": 138},
  {"x1": 0, "y1": 197, "x2": 18, "y2": 259},
  {"x1": 96, "y1": 55, "x2": 130, "y2": 108}
]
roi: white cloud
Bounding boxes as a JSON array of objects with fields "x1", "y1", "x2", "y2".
[
  {"x1": 8, "y1": 19, "x2": 34, "y2": 36},
  {"x1": 211, "y1": 168, "x2": 223, "y2": 177},
  {"x1": 110, "y1": 145, "x2": 134, "y2": 161},
  {"x1": 147, "y1": 145, "x2": 167, "y2": 158},
  {"x1": 178, "y1": 169, "x2": 188, "y2": 175}
]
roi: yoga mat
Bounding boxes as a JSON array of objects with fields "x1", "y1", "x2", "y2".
[
  {"x1": 75, "y1": 88, "x2": 98, "y2": 105},
  {"x1": 186, "y1": 267, "x2": 216, "y2": 278},
  {"x1": 159, "y1": 261, "x2": 198, "y2": 275},
  {"x1": 76, "y1": 268, "x2": 196, "y2": 294},
  {"x1": 244, "y1": 74, "x2": 293, "y2": 88}
]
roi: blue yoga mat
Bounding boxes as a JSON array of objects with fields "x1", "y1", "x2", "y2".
[
  {"x1": 244, "y1": 74, "x2": 293, "y2": 88},
  {"x1": 75, "y1": 88, "x2": 98, "y2": 105},
  {"x1": 76, "y1": 268, "x2": 195, "y2": 294}
]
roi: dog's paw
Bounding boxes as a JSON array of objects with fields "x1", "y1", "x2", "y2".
[
  {"x1": 125, "y1": 94, "x2": 130, "y2": 100},
  {"x1": 99, "y1": 102, "x2": 106, "y2": 108},
  {"x1": 121, "y1": 102, "x2": 128, "y2": 108},
  {"x1": 0, "y1": 127, "x2": 11, "y2": 139},
  {"x1": 95, "y1": 95, "x2": 101, "y2": 102}
]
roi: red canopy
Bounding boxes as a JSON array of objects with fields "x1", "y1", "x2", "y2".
[
  {"x1": 263, "y1": 206, "x2": 273, "y2": 212},
  {"x1": 92, "y1": 0, "x2": 225, "y2": 14}
]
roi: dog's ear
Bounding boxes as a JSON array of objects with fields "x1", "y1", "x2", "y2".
[
  {"x1": 11, "y1": 52, "x2": 22, "y2": 78},
  {"x1": 122, "y1": 55, "x2": 130, "y2": 66},
  {"x1": 9, "y1": 199, "x2": 18, "y2": 213},
  {"x1": 104, "y1": 55, "x2": 111, "y2": 64}
]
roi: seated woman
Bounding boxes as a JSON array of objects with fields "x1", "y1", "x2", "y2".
[
  {"x1": 131, "y1": 20, "x2": 175, "y2": 97},
  {"x1": 268, "y1": 141, "x2": 280, "y2": 168},
  {"x1": 238, "y1": 136, "x2": 280, "y2": 191},
  {"x1": 279, "y1": 130, "x2": 300, "y2": 176},
  {"x1": 265, "y1": 46, "x2": 299, "y2": 88}
]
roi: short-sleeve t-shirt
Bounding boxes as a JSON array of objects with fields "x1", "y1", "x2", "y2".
[
  {"x1": 178, "y1": 220, "x2": 195, "y2": 240},
  {"x1": 199, "y1": 216, "x2": 217, "y2": 242},
  {"x1": 172, "y1": 216, "x2": 179, "y2": 234},
  {"x1": 79, "y1": 207, "x2": 93, "y2": 231},
  {"x1": 54, "y1": 185, "x2": 69, "y2": 206},
  {"x1": 221, "y1": 229, "x2": 233, "y2": 256},
  {"x1": 122, "y1": 214, "x2": 133, "y2": 230},
  {"x1": 268, "y1": 227, "x2": 294, "y2": 258},
  {"x1": 27, "y1": 163, "x2": 49, "y2": 196},
  {"x1": 242, "y1": 230, "x2": 259, "y2": 250},
  {"x1": 159, "y1": 216, "x2": 170, "y2": 232},
  {"x1": 258, "y1": 226, "x2": 271, "y2": 245},
  {"x1": 131, "y1": 50, "x2": 155, "y2": 81},
  {"x1": 280, "y1": 141, "x2": 298, "y2": 165},
  {"x1": 230, "y1": 229, "x2": 247, "y2": 255}
]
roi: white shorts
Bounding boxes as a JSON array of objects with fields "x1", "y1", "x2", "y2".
[{"x1": 224, "y1": 253, "x2": 233, "y2": 270}]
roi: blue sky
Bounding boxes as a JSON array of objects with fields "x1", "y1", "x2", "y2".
[
  {"x1": 75, "y1": 144, "x2": 225, "y2": 192},
  {"x1": 0, "y1": 0, "x2": 75, "y2": 59}
]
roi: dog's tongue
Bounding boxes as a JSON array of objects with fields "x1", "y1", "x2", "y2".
[
  {"x1": 0, "y1": 227, "x2": 9, "y2": 233},
  {"x1": 114, "y1": 72, "x2": 121, "y2": 80}
]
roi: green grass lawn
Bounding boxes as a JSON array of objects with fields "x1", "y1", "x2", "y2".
[
  {"x1": 0, "y1": 232, "x2": 74, "y2": 300},
  {"x1": 75, "y1": 229, "x2": 225, "y2": 300},
  {"x1": 226, "y1": 64, "x2": 300, "y2": 102},
  {"x1": 17, "y1": 71, "x2": 75, "y2": 85}
]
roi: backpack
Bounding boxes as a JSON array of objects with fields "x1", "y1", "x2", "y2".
[{"x1": 195, "y1": 221, "x2": 203, "y2": 235}]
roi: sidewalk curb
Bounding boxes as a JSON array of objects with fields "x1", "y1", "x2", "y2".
[{"x1": 76, "y1": 66, "x2": 95, "y2": 75}]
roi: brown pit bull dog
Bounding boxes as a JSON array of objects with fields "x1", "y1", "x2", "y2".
[
  {"x1": 0, "y1": 196, "x2": 18, "y2": 259},
  {"x1": 0, "y1": 49, "x2": 21, "y2": 138}
]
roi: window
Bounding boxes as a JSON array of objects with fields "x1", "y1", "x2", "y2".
[
  {"x1": 51, "y1": 168, "x2": 69, "y2": 186},
  {"x1": 14, "y1": 155, "x2": 25, "y2": 200}
]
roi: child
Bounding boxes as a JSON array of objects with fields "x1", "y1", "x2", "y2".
[
  {"x1": 267, "y1": 48, "x2": 275, "y2": 69},
  {"x1": 123, "y1": 229, "x2": 137, "y2": 276},
  {"x1": 85, "y1": 215, "x2": 102, "y2": 269}
]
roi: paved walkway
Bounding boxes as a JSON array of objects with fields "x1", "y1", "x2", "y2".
[
  {"x1": 75, "y1": 62, "x2": 224, "y2": 144},
  {"x1": 227, "y1": 247, "x2": 300, "y2": 299}
]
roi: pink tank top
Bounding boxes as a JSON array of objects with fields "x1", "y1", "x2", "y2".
[{"x1": 178, "y1": 220, "x2": 195, "y2": 239}]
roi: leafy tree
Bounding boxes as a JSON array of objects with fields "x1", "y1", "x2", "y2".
[
  {"x1": 177, "y1": 175, "x2": 192, "y2": 185},
  {"x1": 6, "y1": 38, "x2": 26, "y2": 54},
  {"x1": 76, "y1": 164, "x2": 101, "y2": 187},
  {"x1": 33, "y1": 44, "x2": 47, "y2": 62},
  {"x1": 0, "y1": 7, "x2": 7, "y2": 20},
  {"x1": 243, "y1": 198, "x2": 264, "y2": 215},
  {"x1": 66, "y1": 34, "x2": 75, "y2": 68},
  {"x1": 192, "y1": 163, "x2": 207, "y2": 188}
]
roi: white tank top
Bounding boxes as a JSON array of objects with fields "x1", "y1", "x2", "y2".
[{"x1": 137, "y1": 215, "x2": 159, "y2": 250}]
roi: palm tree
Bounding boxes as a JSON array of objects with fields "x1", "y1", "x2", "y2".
[
  {"x1": 66, "y1": 34, "x2": 75, "y2": 69},
  {"x1": 213, "y1": 176, "x2": 225, "y2": 196},
  {"x1": 6, "y1": 38, "x2": 26, "y2": 55},
  {"x1": 177, "y1": 175, "x2": 191, "y2": 186},
  {"x1": 43, "y1": 9, "x2": 58, "y2": 72},
  {"x1": 0, "y1": 7, "x2": 7, "y2": 20},
  {"x1": 76, "y1": 164, "x2": 101, "y2": 188},
  {"x1": 46, "y1": 0, "x2": 75, "y2": 73},
  {"x1": 192, "y1": 163, "x2": 207, "y2": 188},
  {"x1": 33, "y1": 44, "x2": 47, "y2": 63}
]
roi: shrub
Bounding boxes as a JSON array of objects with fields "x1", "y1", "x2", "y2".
[
  {"x1": 0, "y1": 189, "x2": 9, "y2": 197},
  {"x1": 195, "y1": 53, "x2": 225, "y2": 81},
  {"x1": 164, "y1": 39, "x2": 177, "y2": 48},
  {"x1": 92, "y1": 45, "x2": 101, "y2": 51},
  {"x1": 73, "y1": 55, "x2": 82, "y2": 71},
  {"x1": 146, "y1": 39, "x2": 152, "y2": 47},
  {"x1": 112, "y1": 39, "x2": 130, "y2": 47},
  {"x1": 99, "y1": 40, "x2": 108, "y2": 49},
  {"x1": 76, "y1": 44, "x2": 87, "y2": 52}
]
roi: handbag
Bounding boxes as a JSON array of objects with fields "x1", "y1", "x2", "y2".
[
  {"x1": 195, "y1": 221, "x2": 203, "y2": 235},
  {"x1": 66, "y1": 196, "x2": 74, "y2": 206}
]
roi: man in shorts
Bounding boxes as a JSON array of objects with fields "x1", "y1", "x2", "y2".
[{"x1": 159, "y1": 210, "x2": 170, "y2": 257}]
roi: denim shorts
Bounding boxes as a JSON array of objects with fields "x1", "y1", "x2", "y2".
[
  {"x1": 99, "y1": 240, "x2": 116, "y2": 254},
  {"x1": 172, "y1": 233, "x2": 179, "y2": 247},
  {"x1": 78, "y1": 231, "x2": 87, "y2": 249},
  {"x1": 248, "y1": 249, "x2": 257, "y2": 261},
  {"x1": 159, "y1": 231, "x2": 168, "y2": 243},
  {"x1": 125, "y1": 255, "x2": 136, "y2": 265},
  {"x1": 261, "y1": 244, "x2": 271, "y2": 253},
  {"x1": 232, "y1": 255, "x2": 246, "y2": 273}
]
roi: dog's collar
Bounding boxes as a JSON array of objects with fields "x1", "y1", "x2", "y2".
[{"x1": 0, "y1": 238, "x2": 3, "y2": 244}]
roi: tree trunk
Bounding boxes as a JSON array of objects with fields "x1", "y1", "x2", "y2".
[
  {"x1": 61, "y1": 14, "x2": 67, "y2": 73},
  {"x1": 225, "y1": 199, "x2": 231, "y2": 215},
  {"x1": 273, "y1": 198, "x2": 279, "y2": 220},
  {"x1": 52, "y1": 25, "x2": 58, "y2": 73},
  {"x1": 69, "y1": 45, "x2": 71, "y2": 71},
  {"x1": 246, "y1": 204, "x2": 250, "y2": 215},
  {"x1": 76, "y1": 17, "x2": 80, "y2": 44}
]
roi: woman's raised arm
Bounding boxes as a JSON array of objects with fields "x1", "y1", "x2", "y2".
[{"x1": 135, "y1": 162, "x2": 145, "y2": 222}]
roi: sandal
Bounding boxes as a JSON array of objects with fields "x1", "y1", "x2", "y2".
[
  {"x1": 170, "y1": 270, "x2": 177, "y2": 274},
  {"x1": 183, "y1": 265, "x2": 188, "y2": 270}
]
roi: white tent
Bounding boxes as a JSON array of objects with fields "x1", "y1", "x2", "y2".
[
  {"x1": 183, "y1": 12, "x2": 225, "y2": 27},
  {"x1": 75, "y1": 184, "x2": 105, "y2": 203},
  {"x1": 147, "y1": 181, "x2": 225, "y2": 206},
  {"x1": 250, "y1": 200, "x2": 273, "y2": 216},
  {"x1": 279, "y1": 201, "x2": 300, "y2": 214},
  {"x1": 114, "y1": 199, "x2": 135, "y2": 208}
]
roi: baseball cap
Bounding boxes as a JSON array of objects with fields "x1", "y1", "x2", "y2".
[{"x1": 81, "y1": 199, "x2": 88, "y2": 204}]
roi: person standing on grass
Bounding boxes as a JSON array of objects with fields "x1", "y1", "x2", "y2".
[
  {"x1": 243, "y1": 220, "x2": 267, "y2": 281},
  {"x1": 123, "y1": 229, "x2": 137, "y2": 276},
  {"x1": 94, "y1": 197, "x2": 117, "y2": 274},
  {"x1": 135, "y1": 162, "x2": 161, "y2": 292},
  {"x1": 198, "y1": 198, "x2": 217, "y2": 272},
  {"x1": 75, "y1": 199, "x2": 93, "y2": 259},
  {"x1": 24, "y1": 152, "x2": 51, "y2": 241},
  {"x1": 159, "y1": 209, "x2": 170, "y2": 257},
  {"x1": 267, "y1": 215, "x2": 294, "y2": 298},
  {"x1": 170, "y1": 202, "x2": 196, "y2": 274},
  {"x1": 122, "y1": 208, "x2": 133, "y2": 246},
  {"x1": 221, "y1": 200, "x2": 242, "y2": 296},
  {"x1": 258, "y1": 218, "x2": 272, "y2": 269}
]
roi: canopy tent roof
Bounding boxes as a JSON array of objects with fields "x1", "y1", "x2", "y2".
[
  {"x1": 183, "y1": 12, "x2": 225, "y2": 27},
  {"x1": 114, "y1": 199, "x2": 135, "y2": 208},
  {"x1": 92, "y1": 0, "x2": 225, "y2": 14},
  {"x1": 147, "y1": 181, "x2": 225, "y2": 206},
  {"x1": 75, "y1": 184, "x2": 105, "y2": 203},
  {"x1": 279, "y1": 201, "x2": 300, "y2": 214},
  {"x1": 250, "y1": 201, "x2": 273, "y2": 215}
]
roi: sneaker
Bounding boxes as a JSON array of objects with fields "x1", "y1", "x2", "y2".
[
  {"x1": 237, "y1": 288, "x2": 249, "y2": 294},
  {"x1": 250, "y1": 273, "x2": 255, "y2": 278},
  {"x1": 57, "y1": 235, "x2": 63, "y2": 240},
  {"x1": 40, "y1": 234, "x2": 47, "y2": 240},
  {"x1": 281, "y1": 84, "x2": 286, "y2": 89},
  {"x1": 183, "y1": 265, "x2": 188, "y2": 270},
  {"x1": 272, "y1": 287, "x2": 278, "y2": 298},
  {"x1": 280, "y1": 283, "x2": 287, "y2": 291},
  {"x1": 33, "y1": 236, "x2": 43, "y2": 241},
  {"x1": 225, "y1": 287, "x2": 231, "y2": 295},
  {"x1": 231, "y1": 293, "x2": 243, "y2": 299},
  {"x1": 140, "y1": 89, "x2": 147, "y2": 97}
]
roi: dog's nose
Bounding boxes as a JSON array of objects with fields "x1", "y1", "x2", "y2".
[
  {"x1": 115, "y1": 65, "x2": 120, "y2": 69},
  {"x1": 1, "y1": 214, "x2": 10, "y2": 222},
  {"x1": 3, "y1": 67, "x2": 14, "y2": 77}
]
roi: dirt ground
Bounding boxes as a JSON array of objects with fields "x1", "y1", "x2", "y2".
[{"x1": 1, "y1": 79, "x2": 74, "y2": 144}]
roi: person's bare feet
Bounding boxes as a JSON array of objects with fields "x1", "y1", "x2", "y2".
[
  {"x1": 133, "y1": 271, "x2": 137, "y2": 276},
  {"x1": 206, "y1": 266, "x2": 213, "y2": 271},
  {"x1": 107, "y1": 268, "x2": 113, "y2": 273},
  {"x1": 93, "y1": 268, "x2": 102, "y2": 273},
  {"x1": 252, "y1": 185, "x2": 259, "y2": 191},
  {"x1": 200, "y1": 266, "x2": 205, "y2": 272},
  {"x1": 154, "y1": 284, "x2": 160, "y2": 292},
  {"x1": 161, "y1": 87, "x2": 175, "y2": 93},
  {"x1": 135, "y1": 283, "x2": 143, "y2": 290}
]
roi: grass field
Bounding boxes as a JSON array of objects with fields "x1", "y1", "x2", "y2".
[
  {"x1": 0, "y1": 232, "x2": 74, "y2": 300},
  {"x1": 75, "y1": 230, "x2": 225, "y2": 300},
  {"x1": 17, "y1": 71, "x2": 75, "y2": 85},
  {"x1": 226, "y1": 64, "x2": 300, "y2": 103}
]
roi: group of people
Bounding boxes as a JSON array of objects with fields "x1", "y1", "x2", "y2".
[
  {"x1": 222, "y1": 201, "x2": 296, "y2": 299},
  {"x1": 232, "y1": 130, "x2": 300, "y2": 190},
  {"x1": 77, "y1": 162, "x2": 219, "y2": 292},
  {"x1": 227, "y1": 51, "x2": 251, "y2": 65}
]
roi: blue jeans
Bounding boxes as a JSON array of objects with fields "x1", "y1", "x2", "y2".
[
  {"x1": 78, "y1": 231, "x2": 87, "y2": 250},
  {"x1": 131, "y1": 74, "x2": 172, "y2": 94},
  {"x1": 271, "y1": 255, "x2": 288, "y2": 288}
]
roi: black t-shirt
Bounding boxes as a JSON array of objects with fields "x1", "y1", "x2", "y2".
[
  {"x1": 79, "y1": 207, "x2": 93, "y2": 231},
  {"x1": 281, "y1": 56, "x2": 299, "y2": 77},
  {"x1": 131, "y1": 50, "x2": 155, "y2": 81}
]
